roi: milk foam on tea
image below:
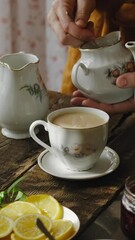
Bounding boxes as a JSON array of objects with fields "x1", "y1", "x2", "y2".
[{"x1": 52, "y1": 111, "x2": 105, "y2": 129}]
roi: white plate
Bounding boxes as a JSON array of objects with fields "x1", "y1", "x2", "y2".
[
  {"x1": 63, "y1": 206, "x2": 80, "y2": 238},
  {"x1": 38, "y1": 146, "x2": 120, "y2": 180}
]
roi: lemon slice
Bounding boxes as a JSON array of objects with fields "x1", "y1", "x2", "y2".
[
  {"x1": 11, "y1": 233, "x2": 46, "y2": 240},
  {"x1": 52, "y1": 219, "x2": 75, "y2": 240},
  {"x1": 0, "y1": 215, "x2": 13, "y2": 238},
  {"x1": 25, "y1": 194, "x2": 63, "y2": 220},
  {"x1": 13, "y1": 213, "x2": 52, "y2": 240},
  {"x1": 10, "y1": 233, "x2": 22, "y2": 240},
  {"x1": 0, "y1": 201, "x2": 41, "y2": 221}
]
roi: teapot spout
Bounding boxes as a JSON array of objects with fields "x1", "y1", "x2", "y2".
[{"x1": 125, "y1": 41, "x2": 135, "y2": 60}]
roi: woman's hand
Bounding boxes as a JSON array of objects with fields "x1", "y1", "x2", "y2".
[
  {"x1": 47, "y1": 0, "x2": 96, "y2": 48},
  {"x1": 116, "y1": 72, "x2": 135, "y2": 88},
  {"x1": 71, "y1": 72, "x2": 135, "y2": 115}
]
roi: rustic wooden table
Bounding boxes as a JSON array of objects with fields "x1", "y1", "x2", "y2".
[{"x1": 1, "y1": 90, "x2": 135, "y2": 239}]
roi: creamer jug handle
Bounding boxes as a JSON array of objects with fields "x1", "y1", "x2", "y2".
[{"x1": 71, "y1": 62, "x2": 90, "y2": 91}]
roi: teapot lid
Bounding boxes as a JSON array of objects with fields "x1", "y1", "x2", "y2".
[{"x1": 81, "y1": 31, "x2": 121, "y2": 50}]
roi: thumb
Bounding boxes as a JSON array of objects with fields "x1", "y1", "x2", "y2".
[
  {"x1": 75, "y1": 0, "x2": 96, "y2": 27},
  {"x1": 116, "y1": 72, "x2": 135, "y2": 88}
]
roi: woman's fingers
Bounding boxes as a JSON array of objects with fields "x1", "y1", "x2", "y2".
[
  {"x1": 116, "y1": 72, "x2": 135, "y2": 88},
  {"x1": 81, "y1": 97, "x2": 135, "y2": 115},
  {"x1": 71, "y1": 95, "x2": 135, "y2": 115},
  {"x1": 75, "y1": 0, "x2": 96, "y2": 27},
  {"x1": 72, "y1": 90, "x2": 86, "y2": 97},
  {"x1": 47, "y1": 0, "x2": 96, "y2": 46}
]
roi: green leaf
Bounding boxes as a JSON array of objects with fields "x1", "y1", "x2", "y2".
[{"x1": 0, "y1": 176, "x2": 27, "y2": 207}]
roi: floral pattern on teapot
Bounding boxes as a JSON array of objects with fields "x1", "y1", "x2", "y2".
[{"x1": 106, "y1": 57, "x2": 135, "y2": 85}]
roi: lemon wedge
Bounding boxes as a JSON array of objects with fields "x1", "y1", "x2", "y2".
[
  {"x1": 0, "y1": 215, "x2": 13, "y2": 238},
  {"x1": 52, "y1": 219, "x2": 75, "y2": 240},
  {"x1": 0, "y1": 201, "x2": 41, "y2": 221},
  {"x1": 25, "y1": 194, "x2": 63, "y2": 220},
  {"x1": 13, "y1": 213, "x2": 52, "y2": 240}
]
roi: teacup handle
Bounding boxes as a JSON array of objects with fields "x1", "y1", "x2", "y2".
[
  {"x1": 72, "y1": 62, "x2": 91, "y2": 92},
  {"x1": 29, "y1": 120, "x2": 54, "y2": 155}
]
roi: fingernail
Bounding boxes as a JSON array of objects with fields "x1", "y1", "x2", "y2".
[
  {"x1": 82, "y1": 100, "x2": 87, "y2": 106},
  {"x1": 117, "y1": 77, "x2": 127, "y2": 87},
  {"x1": 75, "y1": 19, "x2": 87, "y2": 27}
]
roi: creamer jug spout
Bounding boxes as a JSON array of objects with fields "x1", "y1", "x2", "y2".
[
  {"x1": 125, "y1": 41, "x2": 135, "y2": 60},
  {"x1": 0, "y1": 51, "x2": 39, "y2": 70}
]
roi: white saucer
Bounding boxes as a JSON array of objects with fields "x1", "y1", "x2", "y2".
[
  {"x1": 38, "y1": 146, "x2": 120, "y2": 180},
  {"x1": 63, "y1": 206, "x2": 80, "y2": 238}
]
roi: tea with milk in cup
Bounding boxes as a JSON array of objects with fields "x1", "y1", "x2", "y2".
[{"x1": 52, "y1": 111, "x2": 105, "y2": 129}]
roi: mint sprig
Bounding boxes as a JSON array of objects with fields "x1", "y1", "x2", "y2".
[{"x1": 0, "y1": 176, "x2": 26, "y2": 207}]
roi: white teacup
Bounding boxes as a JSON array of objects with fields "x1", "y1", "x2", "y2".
[{"x1": 29, "y1": 107, "x2": 109, "y2": 171}]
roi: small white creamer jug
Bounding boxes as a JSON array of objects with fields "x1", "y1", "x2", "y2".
[{"x1": 0, "y1": 52, "x2": 49, "y2": 139}]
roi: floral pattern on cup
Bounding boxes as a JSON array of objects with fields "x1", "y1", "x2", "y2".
[
  {"x1": 105, "y1": 57, "x2": 135, "y2": 85},
  {"x1": 61, "y1": 144, "x2": 97, "y2": 158}
]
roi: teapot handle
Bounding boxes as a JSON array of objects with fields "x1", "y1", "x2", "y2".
[{"x1": 72, "y1": 62, "x2": 90, "y2": 92}]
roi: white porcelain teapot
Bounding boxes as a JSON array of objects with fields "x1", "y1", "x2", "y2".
[
  {"x1": 72, "y1": 31, "x2": 135, "y2": 104},
  {"x1": 0, "y1": 52, "x2": 49, "y2": 139}
]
